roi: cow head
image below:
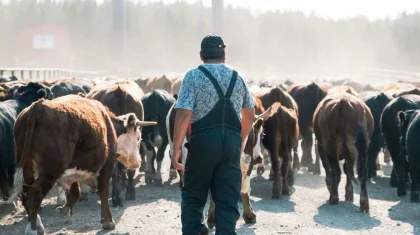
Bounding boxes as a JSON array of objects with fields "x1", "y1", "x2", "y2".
[
  {"x1": 115, "y1": 113, "x2": 157, "y2": 169},
  {"x1": 16, "y1": 82, "x2": 54, "y2": 103}
]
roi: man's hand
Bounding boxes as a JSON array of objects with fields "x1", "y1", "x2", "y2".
[{"x1": 171, "y1": 148, "x2": 184, "y2": 171}]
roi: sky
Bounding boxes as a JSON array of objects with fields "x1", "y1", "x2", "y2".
[{"x1": 2, "y1": 0, "x2": 420, "y2": 20}]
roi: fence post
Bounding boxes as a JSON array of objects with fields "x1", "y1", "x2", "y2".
[{"x1": 20, "y1": 70, "x2": 24, "y2": 80}]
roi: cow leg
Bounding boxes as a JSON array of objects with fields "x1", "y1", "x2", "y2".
[
  {"x1": 396, "y1": 163, "x2": 407, "y2": 197},
  {"x1": 60, "y1": 182, "x2": 81, "y2": 218},
  {"x1": 145, "y1": 143, "x2": 155, "y2": 184},
  {"x1": 270, "y1": 145, "x2": 282, "y2": 199},
  {"x1": 292, "y1": 143, "x2": 300, "y2": 170},
  {"x1": 390, "y1": 167, "x2": 397, "y2": 187},
  {"x1": 329, "y1": 155, "x2": 341, "y2": 205},
  {"x1": 125, "y1": 170, "x2": 136, "y2": 200},
  {"x1": 79, "y1": 183, "x2": 90, "y2": 201},
  {"x1": 25, "y1": 174, "x2": 56, "y2": 235},
  {"x1": 111, "y1": 163, "x2": 124, "y2": 207},
  {"x1": 139, "y1": 152, "x2": 146, "y2": 173},
  {"x1": 410, "y1": 162, "x2": 420, "y2": 202},
  {"x1": 207, "y1": 192, "x2": 216, "y2": 229},
  {"x1": 366, "y1": 135, "x2": 381, "y2": 179},
  {"x1": 98, "y1": 159, "x2": 115, "y2": 230},
  {"x1": 384, "y1": 147, "x2": 391, "y2": 164},
  {"x1": 0, "y1": 168, "x2": 10, "y2": 201},
  {"x1": 280, "y1": 149, "x2": 291, "y2": 195},
  {"x1": 7, "y1": 167, "x2": 15, "y2": 188},
  {"x1": 343, "y1": 162, "x2": 354, "y2": 201},
  {"x1": 356, "y1": 134, "x2": 369, "y2": 213},
  {"x1": 240, "y1": 154, "x2": 256, "y2": 224},
  {"x1": 312, "y1": 139, "x2": 321, "y2": 175},
  {"x1": 304, "y1": 135, "x2": 316, "y2": 173},
  {"x1": 56, "y1": 185, "x2": 67, "y2": 206},
  {"x1": 155, "y1": 140, "x2": 168, "y2": 186}
]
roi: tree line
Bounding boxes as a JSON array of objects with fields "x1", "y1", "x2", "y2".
[{"x1": 0, "y1": 0, "x2": 419, "y2": 77}]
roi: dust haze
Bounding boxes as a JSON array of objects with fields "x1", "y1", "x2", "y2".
[{"x1": 0, "y1": 1, "x2": 419, "y2": 79}]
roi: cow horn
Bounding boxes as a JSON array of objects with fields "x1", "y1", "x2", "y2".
[
  {"x1": 136, "y1": 120, "x2": 158, "y2": 126},
  {"x1": 256, "y1": 106, "x2": 273, "y2": 120}
]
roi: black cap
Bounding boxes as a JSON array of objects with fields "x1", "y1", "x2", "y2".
[
  {"x1": 201, "y1": 34, "x2": 226, "y2": 50},
  {"x1": 200, "y1": 35, "x2": 226, "y2": 59}
]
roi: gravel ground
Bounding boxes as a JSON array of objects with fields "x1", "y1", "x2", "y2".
[{"x1": 1, "y1": 146, "x2": 419, "y2": 235}]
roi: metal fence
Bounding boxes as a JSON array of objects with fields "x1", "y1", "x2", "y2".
[{"x1": 0, "y1": 68, "x2": 99, "y2": 80}]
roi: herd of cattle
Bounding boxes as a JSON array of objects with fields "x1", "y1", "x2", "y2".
[{"x1": 0, "y1": 74, "x2": 420, "y2": 234}]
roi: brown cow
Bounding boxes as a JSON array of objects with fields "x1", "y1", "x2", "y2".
[
  {"x1": 287, "y1": 82, "x2": 328, "y2": 173},
  {"x1": 329, "y1": 85, "x2": 359, "y2": 96},
  {"x1": 313, "y1": 92, "x2": 373, "y2": 212},
  {"x1": 171, "y1": 77, "x2": 182, "y2": 95},
  {"x1": 147, "y1": 75, "x2": 172, "y2": 93},
  {"x1": 256, "y1": 87, "x2": 299, "y2": 179},
  {"x1": 382, "y1": 83, "x2": 416, "y2": 97},
  {"x1": 134, "y1": 77, "x2": 150, "y2": 93},
  {"x1": 9, "y1": 95, "x2": 157, "y2": 235},
  {"x1": 261, "y1": 102, "x2": 299, "y2": 198},
  {"x1": 86, "y1": 80, "x2": 146, "y2": 207}
]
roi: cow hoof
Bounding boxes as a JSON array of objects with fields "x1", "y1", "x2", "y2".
[
  {"x1": 272, "y1": 194, "x2": 280, "y2": 199},
  {"x1": 410, "y1": 192, "x2": 420, "y2": 202},
  {"x1": 345, "y1": 194, "x2": 354, "y2": 201},
  {"x1": 112, "y1": 198, "x2": 124, "y2": 207},
  {"x1": 101, "y1": 220, "x2": 116, "y2": 230},
  {"x1": 60, "y1": 206, "x2": 72, "y2": 218},
  {"x1": 398, "y1": 190, "x2": 407, "y2": 197},
  {"x1": 329, "y1": 197, "x2": 339, "y2": 205},
  {"x1": 169, "y1": 170, "x2": 178, "y2": 179},
  {"x1": 2, "y1": 195, "x2": 9, "y2": 201},
  {"x1": 282, "y1": 190, "x2": 289, "y2": 196},
  {"x1": 207, "y1": 213, "x2": 216, "y2": 229},
  {"x1": 360, "y1": 201, "x2": 369, "y2": 213},
  {"x1": 243, "y1": 212, "x2": 256, "y2": 224},
  {"x1": 257, "y1": 166, "x2": 265, "y2": 175}
]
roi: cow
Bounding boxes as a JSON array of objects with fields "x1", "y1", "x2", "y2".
[
  {"x1": 398, "y1": 109, "x2": 420, "y2": 202},
  {"x1": 141, "y1": 89, "x2": 176, "y2": 185},
  {"x1": 261, "y1": 102, "x2": 299, "y2": 199},
  {"x1": 382, "y1": 83, "x2": 416, "y2": 97},
  {"x1": 146, "y1": 75, "x2": 172, "y2": 93},
  {"x1": 256, "y1": 87, "x2": 299, "y2": 179},
  {"x1": 328, "y1": 85, "x2": 359, "y2": 96},
  {"x1": 313, "y1": 92, "x2": 373, "y2": 213},
  {"x1": 171, "y1": 77, "x2": 182, "y2": 95},
  {"x1": 85, "y1": 80, "x2": 146, "y2": 207},
  {"x1": 0, "y1": 82, "x2": 53, "y2": 201},
  {"x1": 0, "y1": 75, "x2": 18, "y2": 83},
  {"x1": 166, "y1": 101, "x2": 273, "y2": 228},
  {"x1": 50, "y1": 78, "x2": 94, "y2": 98},
  {"x1": 380, "y1": 94, "x2": 420, "y2": 196},
  {"x1": 358, "y1": 91, "x2": 393, "y2": 178},
  {"x1": 287, "y1": 82, "x2": 328, "y2": 173},
  {"x1": 134, "y1": 77, "x2": 150, "y2": 93},
  {"x1": 9, "y1": 95, "x2": 156, "y2": 235}
]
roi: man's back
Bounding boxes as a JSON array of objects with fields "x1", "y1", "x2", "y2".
[{"x1": 175, "y1": 63, "x2": 254, "y2": 123}]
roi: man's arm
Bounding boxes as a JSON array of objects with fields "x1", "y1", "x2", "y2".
[
  {"x1": 173, "y1": 72, "x2": 195, "y2": 152},
  {"x1": 241, "y1": 107, "x2": 255, "y2": 150},
  {"x1": 173, "y1": 109, "x2": 192, "y2": 151}
]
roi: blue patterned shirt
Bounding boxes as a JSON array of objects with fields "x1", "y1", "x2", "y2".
[{"x1": 175, "y1": 63, "x2": 255, "y2": 123}]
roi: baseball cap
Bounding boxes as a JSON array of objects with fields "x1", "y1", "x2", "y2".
[{"x1": 200, "y1": 35, "x2": 226, "y2": 50}]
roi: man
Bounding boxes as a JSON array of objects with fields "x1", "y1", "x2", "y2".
[{"x1": 172, "y1": 34, "x2": 255, "y2": 235}]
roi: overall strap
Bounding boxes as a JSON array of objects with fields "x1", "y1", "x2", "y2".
[
  {"x1": 225, "y1": 70, "x2": 238, "y2": 99},
  {"x1": 198, "y1": 65, "x2": 224, "y2": 99}
]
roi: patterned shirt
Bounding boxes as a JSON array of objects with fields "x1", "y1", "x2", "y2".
[{"x1": 175, "y1": 63, "x2": 255, "y2": 123}]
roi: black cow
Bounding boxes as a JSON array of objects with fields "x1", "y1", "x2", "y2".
[
  {"x1": 141, "y1": 89, "x2": 176, "y2": 185},
  {"x1": 398, "y1": 109, "x2": 420, "y2": 202},
  {"x1": 50, "y1": 79, "x2": 93, "y2": 98},
  {"x1": 381, "y1": 94, "x2": 420, "y2": 197},
  {"x1": 0, "y1": 82, "x2": 53, "y2": 201},
  {"x1": 0, "y1": 75, "x2": 18, "y2": 83},
  {"x1": 358, "y1": 91, "x2": 393, "y2": 178}
]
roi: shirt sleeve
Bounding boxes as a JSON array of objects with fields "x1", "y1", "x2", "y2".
[
  {"x1": 240, "y1": 76, "x2": 255, "y2": 109},
  {"x1": 175, "y1": 71, "x2": 195, "y2": 111}
]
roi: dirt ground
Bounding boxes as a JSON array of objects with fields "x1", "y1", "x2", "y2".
[{"x1": 1, "y1": 144, "x2": 419, "y2": 235}]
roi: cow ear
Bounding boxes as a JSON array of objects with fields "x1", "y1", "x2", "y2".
[
  {"x1": 125, "y1": 114, "x2": 137, "y2": 129},
  {"x1": 37, "y1": 89, "x2": 47, "y2": 98}
]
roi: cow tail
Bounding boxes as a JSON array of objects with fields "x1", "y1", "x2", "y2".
[
  {"x1": 338, "y1": 100, "x2": 357, "y2": 184},
  {"x1": 8, "y1": 100, "x2": 42, "y2": 203}
]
